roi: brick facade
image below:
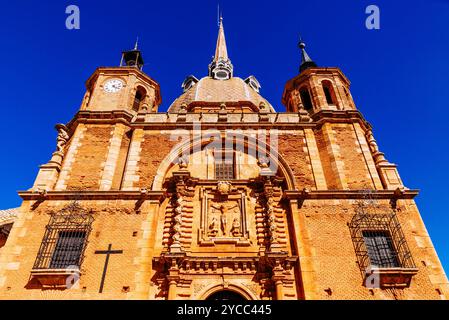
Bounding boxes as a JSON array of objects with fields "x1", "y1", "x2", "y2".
[{"x1": 0, "y1": 24, "x2": 447, "y2": 300}]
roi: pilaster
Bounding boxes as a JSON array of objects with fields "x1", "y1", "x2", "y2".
[
  {"x1": 304, "y1": 129, "x2": 327, "y2": 190},
  {"x1": 99, "y1": 124, "x2": 127, "y2": 191},
  {"x1": 122, "y1": 129, "x2": 144, "y2": 191},
  {"x1": 55, "y1": 124, "x2": 87, "y2": 191},
  {"x1": 321, "y1": 123, "x2": 348, "y2": 189}
]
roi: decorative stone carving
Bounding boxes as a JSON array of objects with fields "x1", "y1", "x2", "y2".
[
  {"x1": 55, "y1": 124, "x2": 70, "y2": 154},
  {"x1": 266, "y1": 197, "x2": 278, "y2": 245},
  {"x1": 261, "y1": 177, "x2": 282, "y2": 252},
  {"x1": 208, "y1": 216, "x2": 219, "y2": 237},
  {"x1": 178, "y1": 156, "x2": 189, "y2": 169},
  {"x1": 170, "y1": 176, "x2": 188, "y2": 253},
  {"x1": 217, "y1": 181, "x2": 232, "y2": 195},
  {"x1": 366, "y1": 130, "x2": 388, "y2": 165},
  {"x1": 231, "y1": 218, "x2": 241, "y2": 237},
  {"x1": 210, "y1": 203, "x2": 239, "y2": 237},
  {"x1": 199, "y1": 187, "x2": 250, "y2": 246},
  {"x1": 172, "y1": 196, "x2": 183, "y2": 246}
]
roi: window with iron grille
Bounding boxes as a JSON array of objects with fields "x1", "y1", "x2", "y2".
[
  {"x1": 33, "y1": 201, "x2": 93, "y2": 270},
  {"x1": 362, "y1": 230, "x2": 400, "y2": 268},
  {"x1": 215, "y1": 162, "x2": 235, "y2": 180},
  {"x1": 214, "y1": 151, "x2": 235, "y2": 180},
  {"x1": 49, "y1": 231, "x2": 87, "y2": 269},
  {"x1": 349, "y1": 210, "x2": 416, "y2": 275}
]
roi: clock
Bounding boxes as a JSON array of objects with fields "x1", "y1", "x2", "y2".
[{"x1": 104, "y1": 79, "x2": 124, "y2": 93}]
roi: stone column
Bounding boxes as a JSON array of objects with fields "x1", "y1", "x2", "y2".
[
  {"x1": 167, "y1": 278, "x2": 178, "y2": 300},
  {"x1": 273, "y1": 278, "x2": 284, "y2": 300}
]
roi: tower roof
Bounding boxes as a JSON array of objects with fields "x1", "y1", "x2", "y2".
[
  {"x1": 120, "y1": 40, "x2": 144, "y2": 70},
  {"x1": 299, "y1": 39, "x2": 317, "y2": 73}
]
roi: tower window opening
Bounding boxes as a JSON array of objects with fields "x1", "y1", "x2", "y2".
[
  {"x1": 132, "y1": 87, "x2": 146, "y2": 112},
  {"x1": 323, "y1": 86, "x2": 334, "y2": 105},
  {"x1": 322, "y1": 81, "x2": 337, "y2": 106},
  {"x1": 300, "y1": 88, "x2": 313, "y2": 111}
]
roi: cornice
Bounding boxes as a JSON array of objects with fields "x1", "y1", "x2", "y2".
[
  {"x1": 283, "y1": 189, "x2": 419, "y2": 201},
  {"x1": 64, "y1": 109, "x2": 372, "y2": 132},
  {"x1": 18, "y1": 190, "x2": 165, "y2": 202},
  {"x1": 17, "y1": 188, "x2": 418, "y2": 202}
]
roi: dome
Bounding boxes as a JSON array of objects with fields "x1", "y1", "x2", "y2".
[{"x1": 168, "y1": 76, "x2": 275, "y2": 113}]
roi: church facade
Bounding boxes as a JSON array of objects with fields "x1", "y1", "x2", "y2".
[{"x1": 0, "y1": 19, "x2": 447, "y2": 300}]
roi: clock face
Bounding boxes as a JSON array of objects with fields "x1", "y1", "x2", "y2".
[{"x1": 104, "y1": 79, "x2": 124, "y2": 93}]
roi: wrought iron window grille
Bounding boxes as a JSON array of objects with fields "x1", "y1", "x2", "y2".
[
  {"x1": 215, "y1": 162, "x2": 235, "y2": 180},
  {"x1": 349, "y1": 196, "x2": 416, "y2": 277},
  {"x1": 33, "y1": 201, "x2": 94, "y2": 270},
  {"x1": 214, "y1": 149, "x2": 236, "y2": 180}
]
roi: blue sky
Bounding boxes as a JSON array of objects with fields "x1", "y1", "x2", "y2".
[{"x1": 0, "y1": 0, "x2": 448, "y2": 273}]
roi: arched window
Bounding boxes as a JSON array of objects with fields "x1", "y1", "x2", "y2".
[
  {"x1": 322, "y1": 81, "x2": 337, "y2": 106},
  {"x1": 132, "y1": 87, "x2": 147, "y2": 112},
  {"x1": 299, "y1": 87, "x2": 314, "y2": 111}
]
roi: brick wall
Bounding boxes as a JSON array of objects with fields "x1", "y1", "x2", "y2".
[
  {"x1": 0, "y1": 200, "x2": 154, "y2": 300},
  {"x1": 333, "y1": 124, "x2": 373, "y2": 189},
  {"x1": 296, "y1": 199, "x2": 443, "y2": 300},
  {"x1": 278, "y1": 132, "x2": 315, "y2": 189},
  {"x1": 135, "y1": 134, "x2": 177, "y2": 189},
  {"x1": 66, "y1": 125, "x2": 112, "y2": 190}
]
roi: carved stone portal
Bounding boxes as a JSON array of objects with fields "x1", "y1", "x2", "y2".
[{"x1": 200, "y1": 186, "x2": 250, "y2": 246}]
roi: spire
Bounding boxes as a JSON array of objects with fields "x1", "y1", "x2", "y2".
[
  {"x1": 214, "y1": 17, "x2": 229, "y2": 61},
  {"x1": 209, "y1": 16, "x2": 233, "y2": 80},
  {"x1": 298, "y1": 38, "x2": 317, "y2": 73}
]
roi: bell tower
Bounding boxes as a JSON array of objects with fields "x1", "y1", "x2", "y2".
[
  {"x1": 282, "y1": 39, "x2": 356, "y2": 114},
  {"x1": 80, "y1": 43, "x2": 161, "y2": 113}
]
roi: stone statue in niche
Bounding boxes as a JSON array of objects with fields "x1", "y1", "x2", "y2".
[
  {"x1": 208, "y1": 216, "x2": 219, "y2": 237},
  {"x1": 230, "y1": 218, "x2": 241, "y2": 237}
]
